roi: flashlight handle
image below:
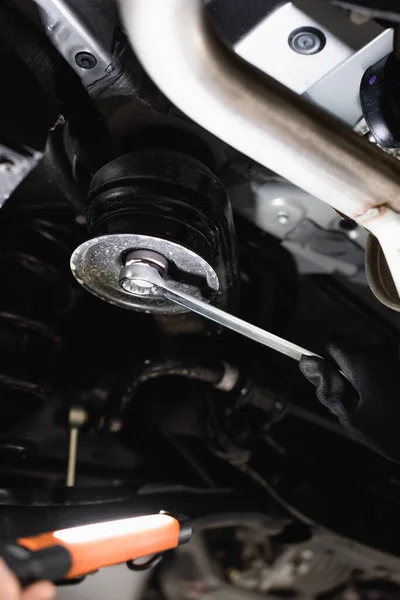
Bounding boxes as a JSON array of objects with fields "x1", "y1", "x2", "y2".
[{"x1": 2, "y1": 514, "x2": 191, "y2": 585}]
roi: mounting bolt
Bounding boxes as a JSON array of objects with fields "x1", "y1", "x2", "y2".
[
  {"x1": 277, "y1": 211, "x2": 290, "y2": 225},
  {"x1": 119, "y1": 250, "x2": 168, "y2": 296},
  {"x1": 125, "y1": 250, "x2": 168, "y2": 273},
  {"x1": 75, "y1": 51, "x2": 97, "y2": 70},
  {"x1": 288, "y1": 27, "x2": 326, "y2": 55},
  {"x1": 0, "y1": 158, "x2": 14, "y2": 173}
]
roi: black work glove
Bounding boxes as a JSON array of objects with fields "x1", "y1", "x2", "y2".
[{"x1": 299, "y1": 342, "x2": 400, "y2": 462}]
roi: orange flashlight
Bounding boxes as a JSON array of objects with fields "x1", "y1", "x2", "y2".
[{"x1": 0, "y1": 513, "x2": 191, "y2": 586}]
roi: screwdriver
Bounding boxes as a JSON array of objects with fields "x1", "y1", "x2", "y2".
[{"x1": 0, "y1": 513, "x2": 191, "y2": 586}]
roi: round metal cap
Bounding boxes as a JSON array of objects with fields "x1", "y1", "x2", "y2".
[
  {"x1": 70, "y1": 234, "x2": 219, "y2": 314},
  {"x1": 288, "y1": 27, "x2": 326, "y2": 55}
]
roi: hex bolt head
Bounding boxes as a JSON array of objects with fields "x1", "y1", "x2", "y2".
[
  {"x1": 288, "y1": 27, "x2": 326, "y2": 55},
  {"x1": 75, "y1": 51, "x2": 97, "y2": 70},
  {"x1": 124, "y1": 250, "x2": 168, "y2": 274}
]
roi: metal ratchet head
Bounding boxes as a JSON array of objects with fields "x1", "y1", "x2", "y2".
[{"x1": 120, "y1": 263, "x2": 322, "y2": 363}]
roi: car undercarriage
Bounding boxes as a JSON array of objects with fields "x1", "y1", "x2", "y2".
[{"x1": 2, "y1": 1, "x2": 400, "y2": 598}]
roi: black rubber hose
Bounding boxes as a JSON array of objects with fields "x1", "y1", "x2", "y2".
[
  {"x1": 118, "y1": 358, "x2": 232, "y2": 411},
  {"x1": 136, "y1": 359, "x2": 225, "y2": 387},
  {"x1": 44, "y1": 129, "x2": 86, "y2": 215}
]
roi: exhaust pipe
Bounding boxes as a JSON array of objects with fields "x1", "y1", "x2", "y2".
[{"x1": 118, "y1": 0, "x2": 400, "y2": 307}]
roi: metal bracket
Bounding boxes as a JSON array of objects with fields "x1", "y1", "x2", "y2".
[
  {"x1": 0, "y1": 144, "x2": 42, "y2": 208},
  {"x1": 32, "y1": 0, "x2": 112, "y2": 87}
]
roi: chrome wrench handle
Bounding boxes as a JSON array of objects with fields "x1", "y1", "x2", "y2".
[
  {"x1": 162, "y1": 281, "x2": 347, "y2": 379},
  {"x1": 120, "y1": 263, "x2": 322, "y2": 363},
  {"x1": 162, "y1": 284, "x2": 320, "y2": 362}
]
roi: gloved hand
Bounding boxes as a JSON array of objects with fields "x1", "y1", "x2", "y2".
[{"x1": 299, "y1": 341, "x2": 400, "y2": 462}]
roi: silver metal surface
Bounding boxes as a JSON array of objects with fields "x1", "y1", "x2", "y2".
[
  {"x1": 232, "y1": 3, "x2": 392, "y2": 278},
  {"x1": 120, "y1": 0, "x2": 400, "y2": 300},
  {"x1": 33, "y1": 0, "x2": 112, "y2": 87},
  {"x1": 235, "y1": 2, "x2": 353, "y2": 95},
  {"x1": 70, "y1": 234, "x2": 219, "y2": 314},
  {"x1": 123, "y1": 263, "x2": 320, "y2": 363},
  {"x1": 231, "y1": 170, "x2": 368, "y2": 279},
  {"x1": 235, "y1": 1, "x2": 389, "y2": 125},
  {"x1": 66, "y1": 406, "x2": 87, "y2": 488}
]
